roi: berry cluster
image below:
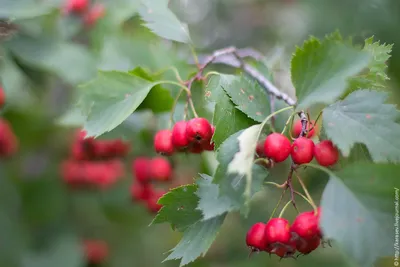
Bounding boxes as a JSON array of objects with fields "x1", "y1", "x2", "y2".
[
  {"x1": 61, "y1": 130, "x2": 130, "y2": 188},
  {"x1": 154, "y1": 118, "x2": 215, "y2": 155},
  {"x1": 130, "y1": 156, "x2": 171, "y2": 213},
  {"x1": 62, "y1": 0, "x2": 105, "y2": 27},
  {"x1": 258, "y1": 120, "x2": 339, "y2": 167},
  {"x1": 246, "y1": 208, "x2": 323, "y2": 258},
  {"x1": 83, "y1": 239, "x2": 109, "y2": 265},
  {"x1": 0, "y1": 118, "x2": 18, "y2": 158}
]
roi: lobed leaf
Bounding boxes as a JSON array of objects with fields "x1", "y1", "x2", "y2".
[
  {"x1": 291, "y1": 34, "x2": 370, "y2": 111},
  {"x1": 320, "y1": 162, "x2": 398, "y2": 267},
  {"x1": 323, "y1": 89, "x2": 400, "y2": 163}
]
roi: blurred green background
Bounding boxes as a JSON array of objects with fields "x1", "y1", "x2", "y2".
[{"x1": 0, "y1": 0, "x2": 398, "y2": 266}]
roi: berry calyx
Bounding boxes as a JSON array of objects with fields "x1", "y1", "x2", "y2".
[
  {"x1": 185, "y1": 118, "x2": 213, "y2": 143},
  {"x1": 290, "y1": 210, "x2": 320, "y2": 240},
  {"x1": 171, "y1": 121, "x2": 190, "y2": 150},
  {"x1": 188, "y1": 142, "x2": 204, "y2": 154},
  {"x1": 154, "y1": 129, "x2": 174, "y2": 155},
  {"x1": 291, "y1": 137, "x2": 315, "y2": 164},
  {"x1": 149, "y1": 157, "x2": 172, "y2": 181},
  {"x1": 132, "y1": 157, "x2": 150, "y2": 183},
  {"x1": 263, "y1": 133, "x2": 291, "y2": 163},
  {"x1": 292, "y1": 120, "x2": 317, "y2": 138},
  {"x1": 0, "y1": 86, "x2": 5, "y2": 108},
  {"x1": 314, "y1": 140, "x2": 339, "y2": 166},
  {"x1": 264, "y1": 218, "x2": 292, "y2": 245},
  {"x1": 246, "y1": 222, "x2": 268, "y2": 252}
]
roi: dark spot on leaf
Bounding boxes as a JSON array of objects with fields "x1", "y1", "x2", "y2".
[
  {"x1": 356, "y1": 217, "x2": 363, "y2": 223},
  {"x1": 366, "y1": 114, "x2": 371, "y2": 119},
  {"x1": 178, "y1": 206, "x2": 184, "y2": 211},
  {"x1": 248, "y1": 95, "x2": 254, "y2": 101},
  {"x1": 256, "y1": 112, "x2": 262, "y2": 116},
  {"x1": 328, "y1": 122, "x2": 335, "y2": 127},
  {"x1": 240, "y1": 88, "x2": 245, "y2": 94},
  {"x1": 148, "y1": 8, "x2": 153, "y2": 13},
  {"x1": 205, "y1": 91, "x2": 211, "y2": 98}
]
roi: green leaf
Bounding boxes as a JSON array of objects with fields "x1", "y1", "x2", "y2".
[
  {"x1": 138, "y1": 0, "x2": 191, "y2": 44},
  {"x1": 164, "y1": 215, "x2": 225, "y2": 267},
  {"x1": 206, "y1": 75, "x2": 256, "y2": 149},
  {"x1": 195, "y1": 174, "x2": 237, "y2": 220},
  {"x1": 221, "y1": 76, "x2": 270, "y2": 122},
  {"x1": 347, "y1": 37, "x2": 392, "y2": 93},
  {"x1": 291, "y1": 34, "x2": 370, "y2": 110},
  {"x1": 0, "y1": 0, "x2": 58, "y2": 19},
  {"x1": 56, "y1": 106, "x2": 86, "y2": 127},
  {"x1": 320, "y1": 163, "x2": 397, "y2": 267},
  {"x1": 323, "y1": 90, "x2": 400, "y2": 163},
  {"x1": 129, "y1": 67, "x2": 174, "y2": 113},
  {"x1": 214, "y1": 126, "x2": 268, "y2": 213},
  {"x1": 151, "y1": 184, "x2": 202, "y2": 232},
  {"x1": 6, "y1": 35, "x2": 96, "y2": 85},
  {"x1": 77, "y1": 71, "x2": 158, "y2": 137}
]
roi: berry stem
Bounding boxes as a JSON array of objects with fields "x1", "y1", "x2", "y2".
[
  {"x1": 269, "y1": 187, "x2": 287, "y2": 220},
  {"x1": 293, "y1": 190, "x2": 314, "y2": 207},
  {"x1": 203, "y1": 71, "x2": 221, "y2": 80},
  {"x1": 280, "y1": 112, "x2": 296, "y2": 135},
  {"x1": 293, "y1": 170, "x2": 318, "y2": 212},
  {"x1": 286, "y1": 166, "x2": 299, "y2": 213},
  {"x1": 169, "y1": 88, "x2": 184, "y2": 129},
  {"x1": 307, "y1": 111, "x2": 323, "y2": 133},
  {"x1": 264, "y1": 181, "x2": 287, "y2": 189},
  {"x1": 278, "y1": 199, "x2": 293, "y2": 218},
  {"x1": 190, "y1": 44, "x2": 200, "y2": 68},
  {"x1": 153, "y1": 66, "x2": 184, "y2": 83},
  {"x1": 301, "y1": 163, "x2": 335, "y2": 177}
]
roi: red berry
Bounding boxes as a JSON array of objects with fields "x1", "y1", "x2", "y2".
[
  {"x1": 188, "y1": 142, "x2": 204, "y2": 154},
  {"x1": 296, "y1": 235, "x2": 320, "y2": 255},
  {"x1": 132, "y1": 157, "x2": 150, "y2": 183},
  {"x1": 0, "y1": 86, "x2": 5, "y2": 108},
  {"x1": 264, "y1": 218, "x2": 292, "y2": 245},
  {"x1": 0, "y1": 119, "x2": 18, "y2": 158},
  {"x1": 149, "y1": 157, "x2": 172, "y2": 181},
  {"x1": 263, "y1": 133, "x2": 291, "y2": 163},
  {"x1": 154, "y1": 129, "x2": 174, "y2": 155},
  {"x1": 130, "y1": 183, "x2": 153, "y2": 202},
  {"x1": 314, "y1": 140, "x2": 339, "y2": 166},
  {"x1": 171, "y1": 121, "x2": 190, "y2": 150},
  {"x1": 256, "y1": 141, "x2": 265, "y2": 157},
  {"x1": 64, "y1": 0, "x2": 89, "y2": 14},
  {"x1": 146, "y1": 190, "x2": 166, "y2": 213},
  {"x1": 246, "y1": 222, "x2": 268, "y2": 252},
  {"x1": 291, "y1": 210, "x2": 320, "y2": 240},
  {"x1": 83, "y1": 240, "x2": 108, "y2": 264},
  {"x1": 185, "y1": 118, "x2": 212, "y2": 143},
  {"x1": 292, "y1": 120, "x2": 317, "y2": 138},
  {"x1": 202, "y1": 126, "x2": 215, "y2": 151},
  {"x1": 291, "y1": 137, "x2": 314, "y2": 164},
  {"x1": 83, "y1": 3, "x2": 106, "y2": 27}
]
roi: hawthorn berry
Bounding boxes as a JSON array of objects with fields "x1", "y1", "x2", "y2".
[
  {"x1": 314, "y1": 140, "x2": 339, "y2": 166},
  {"x1": 149, "y1": 157, "x2": 172, "y2": 181},
  {"x1": 130, "y1": 183, "x2": 153, "y2": 202},
  {"x1": 83, "y1": 3, "x2": 106, "y2": 27},
  {"x1": 185, "y1": 118, "x2": 213, "y2": 143},
  {"x1": 0, "y1": 86, "x2": 5, "y2": 108},
  {"x1": 263, "y1": 133, "x2": 291, "y2": 163},
  {"x1": 264, "y1": 218, "x2": 296, "y2": 258},
  {"x1": 296, "y1": 235, "x2": 321, "y2": 255},
  {"x1": 245, "y1": 222, "x2": 268, "y2": 252},
  {"x1": 171, "y1": 121, "x2": 190, "y2": 150},
  {"x1": 132, "y1": 157, "x2": 150, "y2": 183},
  {"x1": 154, "y1": 129, "x2": 174, "y2": 155},
  {"x1": 64, "y1": 0, "x2": 89, "y2": 14},
  {"x1": 291, "y1": 137, "x2": 315, "y2": 164},
  {"x1": 0, "y1": 119, "x2": 18, "y2": 158},
  {"x1": 202, "y1": 126, "x2": 215, "y2": 151},
  {"x1": 292, "y1": 120, "x2": 317, "y2": 138},
  {"x1": 291, "y1": 210, "x2": 320, "y2": 240},
  {"x1": 146, "y1": 190, "x2": 166, "y2": 213},
  {"x1": 83, "y1": 240, "x2": 108, "y2": 264},
  {"x1": 188, "y1": 142, "x2": 204, "y2": 154}
]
